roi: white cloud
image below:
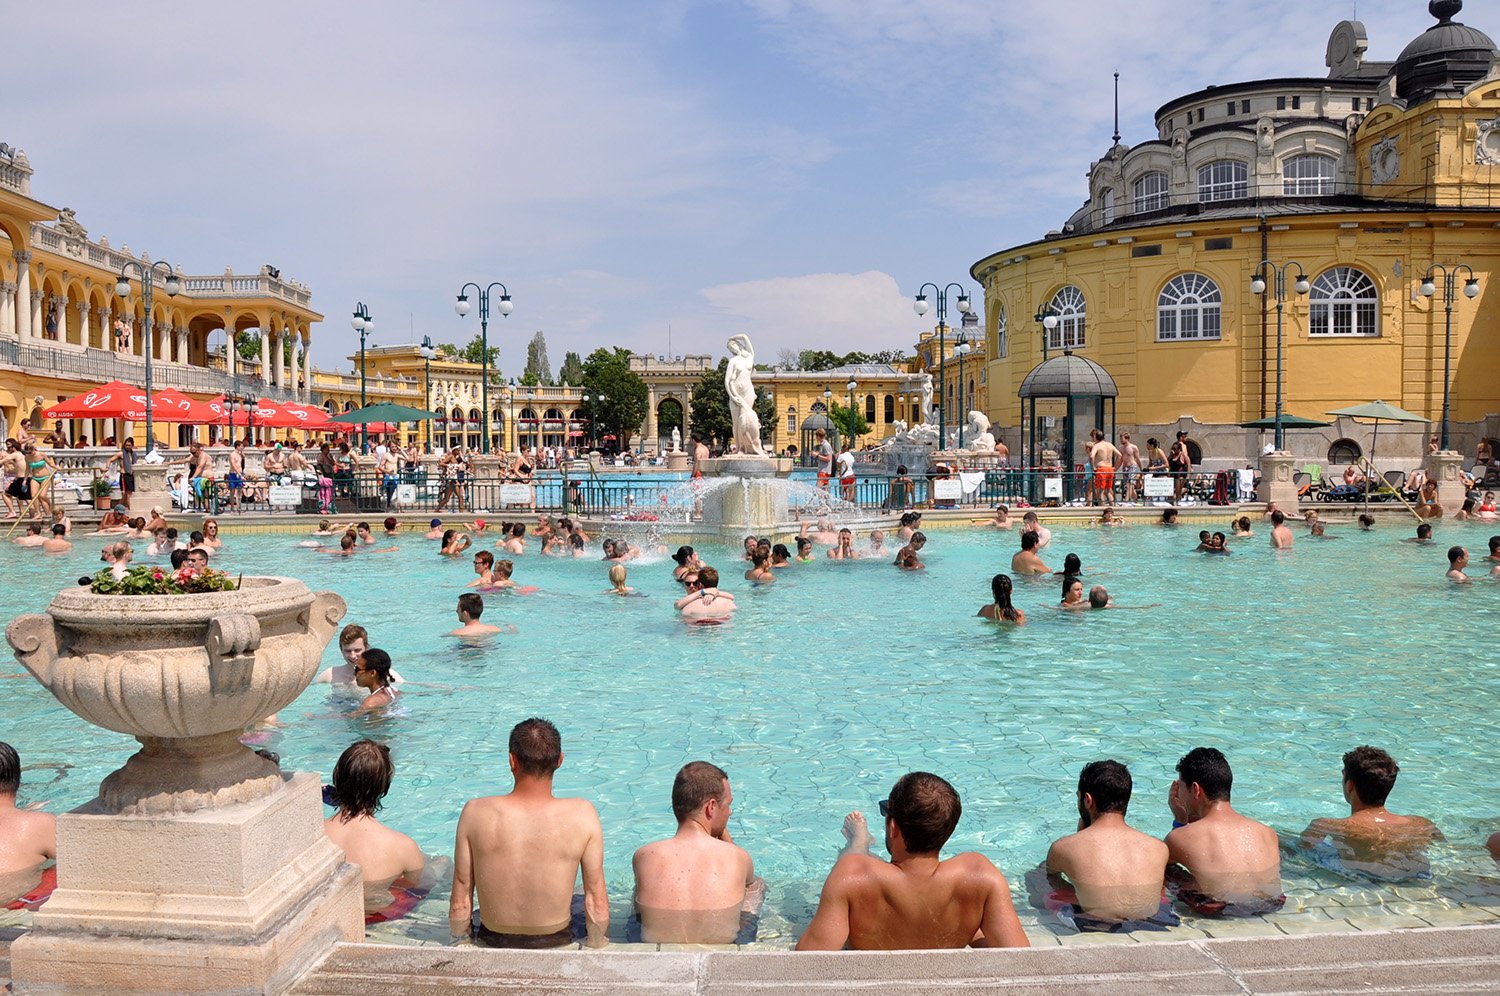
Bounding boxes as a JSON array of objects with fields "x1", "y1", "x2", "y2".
[{"x1": 699, "y1": 271, "x2": 924, "y2": 357}]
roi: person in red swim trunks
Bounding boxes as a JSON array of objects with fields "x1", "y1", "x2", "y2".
[{"x1": 0, "y1": 742, "x2": 56, "y2": 906}]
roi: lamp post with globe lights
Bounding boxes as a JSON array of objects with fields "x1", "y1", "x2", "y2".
[
  {"x1": 350, "y1": 302, "x2": 374, "y2": 451},
  {"x1": 1033, "y1": 304, "x2": 1059, "y2": 362},
  {"x1": 954, "y1": 332, "x2": 971, "y2": 449},
  {"x1": 419, "y1": 335, "x2": 436, "y2": 452},
  {"x1": 114, "y1": 260, "x2": 180, "y2": 453},
  {"x1": 1420, "y1": 263, "x2": 1480, "y2": 451},
  {"x1": 1249, "y1": 261, "x2": 1310, "y2": 450},
  {"x1": 453, "y1": 282, "x2": 513, "y2": 454},
  {"x1": 846, "y1": 378, "x2": 858, "y2": 453},
  {"x1": 912, "y1": 282, "x2": 973, "y2": 451}
]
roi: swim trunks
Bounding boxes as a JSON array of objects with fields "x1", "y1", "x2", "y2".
[
  {"x1": 625, "y1": 910, "x2": 759, "y2": 945},
  {"x1": 1044, "y1": 883, "x2": 1179, "y2": 933},
  {"x1": 1093, "y1": 467, "x2": 1115, "y2": 493},
  {"x1": 1175, "y1": 887, "x2": 1286, "y2": 917},
  {"x1": 227, "y1": 473, "x2": 244, "y2": 489},
  {"x1": 471, "y1": 895, "x2": 586, "y2": 949}
]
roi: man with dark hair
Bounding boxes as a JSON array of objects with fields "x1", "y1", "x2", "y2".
[
  {"x1": 451, "y1": 592, "x2": 502, "y2": 637},
  {"x1": 450, "y1": 719, "x2": 607, "y2": 948},
  {"x1": 797, "y1": 772, "x2": 1028, "y2": 950},
  {"x1": 1298, "y1": 746, "x2": 1441, "y2": 880},
  {"x1": 1446, "y1": 545, "x2": 1470, "y2": 582},
  {"x1": 1166, "y1": 747, "x2": 1282, "y2": 915},
  {"x1": 1010, "y1": 528, "x2": 1050, "y2": 575},
  {"x1": 323, "y1": 740, "x2": 428, "y2": 895},
  {"x1": 1045, "y1": 761, "x2": 1169, "y2": 927},
  {"x1": 0, "y1": 741, "x2": 56, "y2": 903},
  {"x1": 631, "y1": 761, "x2": 764, "y2": 944},
  {"x1": 1269, "y1": 510, "x2": 1293, "y2": 549}
]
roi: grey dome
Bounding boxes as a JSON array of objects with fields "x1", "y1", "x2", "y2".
[
  {"x1": 1018, "y1": 351, "x2": 1118, "y2": 399},
  {"x1": 1393, "y1": 1, "x2": 1498, "y2": 104}
]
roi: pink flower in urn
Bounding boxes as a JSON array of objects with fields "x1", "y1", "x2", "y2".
[{"x1": 152, "y1": 570, "x2": 165, "y2": 581}]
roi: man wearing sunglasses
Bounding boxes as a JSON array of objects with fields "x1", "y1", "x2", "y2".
[{"x1": 796, "y1": 772, "x2": 1029, "y2": 950}]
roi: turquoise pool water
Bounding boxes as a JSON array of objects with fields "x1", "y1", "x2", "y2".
[{"x1": 3, "y1": 517, "x2": 1499, "y2": 944}]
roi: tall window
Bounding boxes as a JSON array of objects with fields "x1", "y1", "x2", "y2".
[
  {"x1": 1133, "y1": 172, "x2": 1169, "y2": 212},
  {"x1": 994, "y1": 305, "x2": 1008, "y2": 358},
  {"x1": 883, "y1": 395, "x2": 895, "y2": 422},
  {"x1": 864, "y1": 394, "x2": 876, "y2": 423},
  {"x1": 786, "y1": 407, "x2": 797, "y2": 434},
  {"x1": 1047, "y1": 285, "x2": 1087, "y2": 351},
  {"x1": 1197, "y1": 160, "x2": 1248, "y2": 202},
  {"x1": 1283, "y1": 154, "x2": 1337, "y2": 196},
  {"x1": 1310, "y1": 267, "x2": 1379, "y2": 337},
  {"x1": 1100, "y1": 188, "x2": 1116, "y2": 225},
  {"x1": 1157, "y1": 273, "x2": 1223, "y2": 341}
]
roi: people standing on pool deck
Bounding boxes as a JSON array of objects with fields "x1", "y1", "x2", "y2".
[
  {"x1": 323, "y1": 740, "x2": 428, "y2": 903},
  {"x1": 452, "y1": 592, "x2": 503, "y2": 636},
  {"x1": 450, "y1": 718, "x2": 608, "y2": 948},
  {"x1": 796, "y1": 772, "x2": 1029, "y2": 951},
  {"x1": 0, "y1": 742, "x2": 56, "y2": 904},
  {"x1": 1046, "y1": 761, "x2": 1169, "y2": 926},
  {"x1": 1118, "y1": 432, "x2": 1142, "y2": 502},
  {"x1": 1169, "y1": 430, "x2": 1192, "y2": 502},
  {"x1": 813, "y1": 428, "x2": 833, "y2": 490},
  {"x1": 1088, "y1": 429, "x2": 1120, "y2": 506},
  {"x1": 1166, "y1": 747, "x2": 1283, "y2": 915},
  {"x1": 978, "y1": 573, "x2": 1025, "y2": 624},
  {"x1": 1297, "y1": 746, "x2": 1442, "y2": 881},
  {"x1": 631, "y1": 761, "x2": 764, "y2": 945},
  {"x1": 1011, "y1": 530, "x2": 1050, "y2": 576},
  {"x1": 1446, "y1": 545, "x2": 1470, "y2": 582},
  {"x1": 677, "y1": 566, "x2": 737, "y2": 618},
  {"x1": 1269, "y1": 510, "x2": 1293, "y2": 549}
]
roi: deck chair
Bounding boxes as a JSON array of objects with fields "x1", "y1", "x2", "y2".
[
  {"x1": 1294, "y1": 471, "x2": 1312, "y2": 496},
  {"x1": 1383, "y1": 470, "x2": 1406, "y2": 492}
]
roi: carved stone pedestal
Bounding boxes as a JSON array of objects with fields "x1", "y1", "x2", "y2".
[
  {"x1": 1427, "y1": 449, "x2": 1467, "y2": 514},
  {"x1": 129, "y1": 462, "x2": 172, "y2": 517},
  {"x1": 1258, "y1": 450, "x2": 1299, "y2": 514}
]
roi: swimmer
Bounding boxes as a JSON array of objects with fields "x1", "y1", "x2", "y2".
[
  {"x1": 1160, "y1": 508, "x2": 1179, "y2": 526},
  {"x1": 827, "y1": 528, "x2": 860, "y2": 561},
  {"x1": 1478, "y1": 491, "x2": 1497, "y2": 520},
  {"x1": 108, "y1": 541, "x2": 133, "y2": 580},
  {"x1": 468, "y1": 551, "x2": 496, "y2": 588},
  {"x1": 677, "y1": 567, "x2": 736, "y2": 618},
  {"x1": 1053, "y1": 553, "x2": 1083, "y2": 577},
  {"x1": 1058, "y1": 576, "x2": 1086, "y2": 609},
  {"x1": 606, "y1": 564, "x2": 636, "y2": 595},
  {"x1": 744, "y1": 550, "x2": 776, "y2": 582},
  {"x1": 355, "y1": 522, "x2": 376, "y2": 546},
  {"x1": 741, "y1": 535, "x2": 758, "y2": 561},
  {"x1": 977, "y1": 573, "x2": 1024, "y2": 624},
  {"x1": 973, "y1": 506, "x2": 1013, "y2": 529},
  {"x1": 451, "y1": 592, "x2": 503, "y2": 637},
  {"x1": 602, "y1": 538, "x2": 640, "y2": 563},
  {"x1": 1446, "y1": 545, "x2": 1470, "y2": 582},
  {"x1": 770, "y1": 543, "x2": 793, "y2": 568},
  {"x1": 383, "y1": 516, "x2": 400, "y2": 538},
  {"x1": 1165, "y1": 748, "x2": 1283, "y2": 914},
  {"x1": 897, "y1": 511, "x2": 922, "y2": 542},
  {"x1": 501, "y1": 522, "x2": 526, "y2": 555},
  {"x1": 866, "y1": 530, "x2": 887, "y2": 557},
  {"x1": 323, "y1": 740, "x2": 428, "y2": 903},
  {"x1": 1046, "y1": 761, "x2": 1169, "y2": 925},
  {"x1": 349, "y1": 649, "x2": 398, "y2": 716},
  {"x1": 893, "y1": 532, "x2": 926, "y2": 570},
  {"x1": 1298, "y1": 746, "x2": 1442, "y2": 881},
  {"x1": 1269, "y1": 510, "x2": 1293, "y2": 549},
  {"x1": 12, "y1": 524, "x2": 45, "y2": 547},
  {"x1": 316, "y1": 624, "x2": 404, "y2": 686},
  {"x1": 487, "y1": 559, "x2": 534, "y2": 593},
  {"x1": 1232, "y1": 516, "x2": 1253, "y2": 537},
  {"x1": 440, "y1": 529, "x2": 472, "y2": 556},
  {"x1": 1404, "y1": 523, "x2": 1435, "y2": 544},
  {"x1": 317, "y1": 534, "x2": 359, "y2": 556},
  {"x1": 1193, "y1": 529, "x2": 1213, "y2": 552},
  {"x1": 201, "y1": 517, "x2": 224, "y2": 550},
  {"x1": 1309, "y1": 521, "x2": 1337, "y2": 539},
  {"x1": 671, "y1": 546, "x2": 700, "y2": 581},
  {"x1": 568, "y1": 533, "x2": 587, "y2": 558},
  {"x1": 1020, "y1": 511, "x2": 1051, "y2": 548},
  {"x1": 800, "y1": 517, "x2": 839, "y2": 546},
  {"x1": 1357, "y1": 514, "x2": 1375, "y2": 531},
  {"x1": 41, "y1": 523, "x2": 72, "y2": 553},
  {"x1": 425, "y1": 518, "x2": 445, "y2": 540},
  {"x1": 794, "y1": 537, "x2": 816, "y2": 562},
  {"x1": 1210, "y1": 531, "x2": 1230, "y2": 552},
  {"x1": 312, "y1": 519, "x2": 338, "y2": 537},
  {"x1": 1097, "y1": 507, "x2": 1120, "y2": 526},
  {"x1": 1262, "y1": 501, "x2": 1281, "y2": 522},
  {"x1": 0, "y1": 742, "x2": 56, "y2": 905},
  {"x1": 1010, "y1": 531, "x2": 1050, "y2": 576}
]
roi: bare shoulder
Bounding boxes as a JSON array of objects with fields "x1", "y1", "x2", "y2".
[{"x1": 945, "y1": 850, "x2": 1007, "y2": 885}]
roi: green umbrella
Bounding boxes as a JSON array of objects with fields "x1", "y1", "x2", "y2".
[
  {"x1": 1327, "y1": 401, "x2": 1428, "y2": 510},
  {"x1": 327, "y1": 402, "x2": 440, "y2": 424},
  {"x1": 1238, "y1": 414, "x2": 1332, "y2": 430}
]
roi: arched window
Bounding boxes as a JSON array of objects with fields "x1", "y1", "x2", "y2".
[
  {"x1": 884, "y1": 395, "x2": 895, "y2": 422},
  {"x1": 967, "y1": 378, "x2": 975, "y2": 402},
  {"x1": 864, "y1": 394, "x2": 876, "y2": 423},
  {"x1": 1185, "y1": 438, "x2": 1203, "y2": 465},
  {"x1": 810, "y1": 401, "x2": 827, "y2": 415},
  {"x1": 786, "y1": 406, "x2": 797, "y2": 434},
  {"x1": 994, "y1": 305, "x2": 1008, "y2": 358},
  {"x1": 1283, "y1": 154, "x2": 1337, "y2": 196},
  {"x1": 1157, "y1": 273, "x2": 1223, "y2": 341},
  {"x1": 1047, "y1": 285, "x2": 1086, "y2": 351},
  {"x1": 1309, "y1": 267, "x2": 1379, "y2": 336},
  {"x1": 1133, "y1": 172, "x2": 1169, "y2": 212},
  {"x1": 1327, "y1": 439, "x2": 1362, "y2": 464},
  {"x1": 1100, "y1": 188, "x2": 1116, "y2": 225},
  {"x1": 1197, "y1": 160, "x2": 1247, "y2": 202}
]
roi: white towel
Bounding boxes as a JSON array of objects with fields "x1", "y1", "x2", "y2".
[
  {"x1": 959, "y1": 472, "x2": 985, "y2": 496},
  {"x1": 1238, "y1": 469, "x2": 1256, "y2": 498}
]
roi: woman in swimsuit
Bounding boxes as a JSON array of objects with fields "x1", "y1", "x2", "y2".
[
  {"x1": 201, "y1": 517, "x2": 224, "y2": 550},
  {"x1": 978, "y1": 573, "x2": 1025, "y2": 624},
  {"x1": 23, "y1": 445, "x2": 55, "y2": 517},
  {"x1": 1059, "y1": 575, "x2": 1086, "y2": 609},
  {"x1": 350, "y1": 649, "x2": 399, "y2": 716}
]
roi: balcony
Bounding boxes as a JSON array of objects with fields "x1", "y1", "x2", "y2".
[{"x1": 0, "y1": 339, "x2": 304, "y2": 403}]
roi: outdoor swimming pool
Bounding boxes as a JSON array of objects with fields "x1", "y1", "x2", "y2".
[{"x1": 3, "y1": 516, "x2": 1499, "y2": 945}]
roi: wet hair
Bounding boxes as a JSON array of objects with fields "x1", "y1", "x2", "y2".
[
  {"x1": 383, "y1": 517, "x2": 397, "y2": 531},
  {"x1": 749, "y1": 549, "x2": 769, "y2": 569},
  {"x1": 1417, "y1": 523, "x2": 1432, "y2": 539},
  {"x1": 1448, "y1": 545, "x2": 1466, "y2": 566},
  {"x1": 457, "y1": 592, "x2": 484, "y2": 618},
  {"x1": 331, "y1": 740, "x2": 393, "y2": 822},
  {"x1": 1088, "y1": 585, "x2": 1110, "y2": 608},
  {"x1": 51, "y1": 523, "x2": 67, "y2": 535},
  {"x1": 340, "y1": 533, "x2": 356, "y2": 551},
  {"x1": 495, "y1": 559, "x2": 514, "y2": 579},
  {"x1": 441, "y1": 528, "x2": 456, "y2": 545},
  {"x1": 900, "y1": 512, "x2": 918, "y2": 526},
  {"x1": 473, "y1": 550, "x2": 494, "y2": 569},
  {"x1": 601, "y1": 539, "x2": 617, "y2": 557},
  {"x1": 357, "y1": 522, "x2": 371, "y2": 533},
  {"x1": 1270, "y1": 510, "x2": 1285, "y2": 525},
  {"x1": 509, "y1": 717, "x2": 563, "y2": 777},
  {"x1": 795, "y1": 537, "x2": 812, "y2": 553},
  {"x1": 989, "y1": 573, "x2": 1020, "y2": 622},
  {"x1": 166, "y1": 527, "x2": 179, "y2": 540},
  {"x1": 772, "y1": 543, "x2": 791, "y2": 561},
  {"x1": 671, "y1": 760, "x2": 728, "y2": 823},
  {"x1": 910, "y1": 531, "x2": 926, "y2": 546},
  {"x1": 1237, "y1": 516, "x2": 1252, "y2": 532},
  {"x1": 672, "y1": 545, "x2": 695, "y2": 566},
  {"x1": 1358, "y1": 514, "x2": 1375, "y2": 529},
  {"x1": 190, "y1": 531, "x2": 205, "y2": 545},
  {"x1": 1162, "y1": 508, "x2": 1178, "y2": 524},
  {"x1": 511, "y1": 523, "x2": 526, "y2": 538},
  {"x1": 1176, "y1": 747, "x2": 1232, "y2": 801},
  {"x1": 1078, "y1": 759, "x2": 1131, "y2": 815},
  {"x1": 1343, "y1": 746, "x2": 1399, "y2": 806},
  {"x1": 1199, "y1": 530, "x2": 1211, "y2": 542},
  {"x1": 1490, "y1": 535, "x2": 1500, "y2": 554},
  {"x1": 698, "y1": 566, "x2": 720, "y2": 587},
  {"x1": 1020, "y1": 530, "x2": 1039, "y2": 551},
  {"x1": 0, "y1": 741, "x2": 18, "y2": 795},
  {"x1": 1062, "y1": 553, "x2": 1081, "y2": 574},
  {"x1": 339, "y1": 624, "x2": 369, "y2": 650},
  {"x1": 170, "y1": 549, "x2": 189, "y2": 569},
  {"x1": 608, "y1": 564, "x2": 627, "y2": 586},
  {"x1": 1022, "y1": 511, "x2": 1038, "y2": 524},
  {"x1": 569, "y1": 533, "x2": 584, "y2": 550},
  {"x1": 1060, "y1": 574, "x2": 1082, "y2": 602},
  {"x1": 885, "y1": 772, "x2": 961, "y2": 854},
  {"x1": 359, "y1": 648, "x2": 392, "y2": 685}
]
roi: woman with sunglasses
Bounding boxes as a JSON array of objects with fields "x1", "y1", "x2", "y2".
[{"x1": 351, "y1": 649, "x2": 399, "y2": 716}]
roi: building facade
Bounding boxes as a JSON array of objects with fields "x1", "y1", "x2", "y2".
[{"x1": 973, "y1": 4, "x2": 1500, "y2": 469}]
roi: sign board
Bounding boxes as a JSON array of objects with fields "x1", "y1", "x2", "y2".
[
  {"x1": 268, "y1": 485, "x2": 302, "y2": 507},
  {"x1": 499, "y1": 483, "x2": 533, "y2": 505},
  {"x1": 394, "y1": 484, "x2": 417, "y2": 505},
  {"x1": 932, "y1": 478, "x2": 961, "y2": 500},
  {"x1": 1043, "y1": 477, "x2": 1063, "y2": 498},
  {"x1": 1143, "y1": 474, "x2": 1174, "y2": 498}
]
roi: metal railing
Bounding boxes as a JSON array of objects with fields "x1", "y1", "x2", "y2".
[{"x1": 0, "y1": 340, "x2": 305, "y2": 403}]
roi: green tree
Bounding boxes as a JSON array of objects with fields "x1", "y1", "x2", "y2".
[
  {"x1": 829, "y1": 400, "x2": 869, "y2": 443},
  {"x1": 688, "y1": 358, "x2": 779, "y2": 450},
  {"x1": 524, "y1": 330, "x2": 553, "y2": 385},
  {"x1": 558, "y1": 350, "x2": 584, "y2": 386},
  {"x1": 797, "y1": 349, "x2": 842, "y2": 372},
  {"x1": 580, "y1": 347, "x2": 649, "y2": 447},
  {"x1": 234, "y1": 330, "x2": 293, "y2": 363},
  {"x1": 435, "y1": 335, "x2": 500, "y2": 369}
]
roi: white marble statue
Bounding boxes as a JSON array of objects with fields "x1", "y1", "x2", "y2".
[
  {"x1": 963, "y1": 410, "x2": 996, "y2": 452},
  {"x1": 725, "y1": 334, "x2": 766, "y2": 457},
  {"x1": 670, "y1": 426, "x2": 681, "y2": 453},
  {"x1": 918, "y1": 373, "x2": 934, "y2": 426}
]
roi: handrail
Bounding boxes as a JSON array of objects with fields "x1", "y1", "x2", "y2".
[{"x1": 1354, "y1": 455, "x2": 1424, "y2": 522}]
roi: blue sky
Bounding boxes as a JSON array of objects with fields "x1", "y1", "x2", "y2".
[{"x1": 1, "y1": 0, "x2": 1432, "y2": 374}]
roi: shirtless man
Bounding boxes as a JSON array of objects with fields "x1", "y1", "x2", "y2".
[
  {"x1": 1, "y1": 442, "x2": 29, "y2": 517},
  {"x1": 812, "y1": 428, "x2": 833, "y2": 491},
  {"x1": 12, "y1": 524, "x2": 45, "y2": 547},
  {"x1": 469, "y1": 551, "x2": 496, "y2": 588},
  {"x1": 1010, "y1": 530, "x2": 1051, "y2": 575},
  {"x1": 800, "y1": 517, "x2": 839, "y2": 546},
  {"x1": 1446, "y1": 545, "x2": 1470, "y2": 582},
  {"x1": 1269, "y1": 510, "x2": 1293, "y2": 549},
  {"x1": 1298, "y1": 746, "x2": 1441, "y2": 880},
  {"x1": 827, "y1": 528, "x2": 860, "y2": 560},
  {"x1": 1117, "y1": 432, "x2": 1142, "y2": 502},
  {"x1": 1087, "y1": 429, "x2": 1120, "y2": 507},
  {"x1": 1020, "y1": 510, "x2": 1051, "y2": 549},
  {"x1": 40, "y1": 523, "x2": 72, "y2": 553},
  {"x1": 632, "y1": 761, "x2": 764, "y2": 944},
  {"x1": 314, "y1": 624, "x2": 405, "y2": 686},
  {"x1": 1165, "y1": 747, "x2": 1283, "y2": 914},
  {"x1": 1046, "y1": 760, "x2": 1169, "y2": 926},
  {"x1": 796, "y1": 771, "x2": 1028, "y2": 951},
  {"x1": 323, "y1": 740, "x2": 429, "y2": 907},
  {"x1": 676, "y1": 567, "x2": 736, "y2": 619},
  {"x1": 450, "y1": 719, "x2": 608, "y2": 947},
  {"x1": 263, "y1": 445, "x2": 287, "y2": 480},
  {"x1": 0, "y1": 742, "x2": 56, "y2": 904},
  {"x1": 451, "y1": 593, "x2": 503, "y2": 637},
  {"x1": 227, "y1": 440, "x2": 246, "y2": 506}
]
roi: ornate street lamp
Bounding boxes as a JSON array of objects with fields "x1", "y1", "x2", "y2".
[
  {"x1": 1250, "y1": 261, "x2": 1310, "y2": 450},
  {"x1": 1420, "y1": 263, "x2": 1480, "y2": 450},
  {"x1": 454, "y1": 281, "x2": 514, "y2": 453},
  {"x1": 419, "y1": 335, "x2": 436, "y2": 453},
  {"x1": 114, "y1": 260, "x2": 180, "y2": 453},
  {"x1": 351, "y1": 302, "x2": 373, "y2": 450},
  {"x1": 913, "y1": 282, "x2": 973, "y2": 450}
]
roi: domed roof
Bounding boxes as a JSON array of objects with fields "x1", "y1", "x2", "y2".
[
  {"x1": 1018, "y1": 351, "x2": 1118, "y2": 399},
  {"x1": 1393, "y1": 1, "x2": 1498, "y2": 104}
]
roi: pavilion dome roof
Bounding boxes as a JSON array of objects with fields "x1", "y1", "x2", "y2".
[{"x1": 1018, "y1": 351, "x2": 1118, "y2": 399}]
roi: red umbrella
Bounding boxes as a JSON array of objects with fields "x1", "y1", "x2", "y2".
[
  {"x1": 43, "y1": 381, "x2": 148, "y2": 420},
  {"x1": 149, "y1": 388, "x2": 219, "y2": 424}
]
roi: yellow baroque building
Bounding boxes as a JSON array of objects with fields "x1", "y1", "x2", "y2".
[{"x1": 973, "y1": 4, "x2": 1500, "y2": 470}]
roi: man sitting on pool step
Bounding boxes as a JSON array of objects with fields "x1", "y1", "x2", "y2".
[{"x1": 1166, "y1": 747, "x2": 1284, "y2": 916}]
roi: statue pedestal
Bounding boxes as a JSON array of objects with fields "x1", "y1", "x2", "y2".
[
  {"x1": 1258, "y1": 450, "x2": 1299, "y2": 513},
  {"x1": 129, "y1": 462, "x2": 173, "y2": 517},
  {"x1": 1428, "y1": 450, "x2": 1467, "y2": 514},
  {"x1": 664, "y1": 451, "x2": 689, "y2": 472},
  {"x1": 698, "y1": 457, "x2": 794, "y2": 534},
  {"x1": 11, "y1": 774, "x2": 362, "y2": 995}
]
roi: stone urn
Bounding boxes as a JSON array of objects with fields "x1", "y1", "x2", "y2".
[{"x1": 5, "y1": 577, "x2": 364, "y2": 995}]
